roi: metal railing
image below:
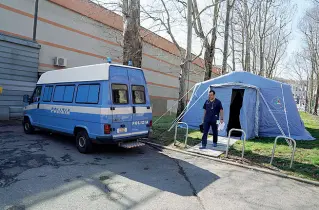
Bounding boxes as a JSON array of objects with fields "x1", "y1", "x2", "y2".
[
  {"x1": 174, "y1": 122, "x2": 189, "y2": 148},
  {"x1": 270, "y1": 136, "x2": 296, "y2": 168},
  {"x1": 225, "y1": 128, "x2": 246, "y2": 159}
]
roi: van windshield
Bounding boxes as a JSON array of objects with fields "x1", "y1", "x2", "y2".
[{"x1": 112, "y1": 84, "x2": 128, "y2": 104}]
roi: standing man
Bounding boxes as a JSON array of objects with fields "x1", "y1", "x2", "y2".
[{"x1": 201, "y1": 90, "x2": 224, "y2": 149}]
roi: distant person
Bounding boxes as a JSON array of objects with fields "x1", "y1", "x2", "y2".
[{"x1": 201, "y1": 90, "x2": 224, "y2": 149}]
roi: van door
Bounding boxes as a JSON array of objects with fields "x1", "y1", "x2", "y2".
[
  {"x1": 109, "y1": 66, "x2": 132, "y2": 138},
  {"x1": 26, "y1": 85, "x2": 42, "y2": 126},
  {"x1": 128, "y1": 70, "x2": 152, "y2": 133}
]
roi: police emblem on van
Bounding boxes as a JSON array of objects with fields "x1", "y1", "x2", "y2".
[{"x1": 132, "y1": 120, "x2": 149, "y2": 125}]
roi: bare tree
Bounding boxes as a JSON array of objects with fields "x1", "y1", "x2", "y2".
[
  {"x1": 221, "y1": 0, "x2": 236, "y2": 74},
  {"x1": 122, "y1": 0, "x2": 143, "y2": 67},
  {"x1": 289, "y1": 51, "x2": 311, "y2": 112},
  {"x1": 192, "y1": 0, "x2": 222, "y2": 80},
  {"x1": 230, "y1": 7, "x2": 236, "y2": 71},
  {"x1": 141, "y1": 0, "x2": 201, "y2": 116},
  {"x1": 299, "y1": 5, "x2": 319, "y2": 114},
  {"x1": 229, "y1": 0, "x2": 292, "y2": 78}
]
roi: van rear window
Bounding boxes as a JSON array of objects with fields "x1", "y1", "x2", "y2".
[
  {"x1": 112, "y1": 84, "x2": 128, "y2": 104},
  {"x1": 76, "y1": 84, "x2": 100, "y2": 104},
  {"x1": 132, "y1": 85, "x2": 146, "y2": 104}
]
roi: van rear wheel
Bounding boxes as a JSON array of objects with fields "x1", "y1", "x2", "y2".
[
  {"x1": 76, "y1": 130, "x2": 93, "y2": 154},
  {"x1": 23, "y1": 118, "x2": 34, "y2": 134}
]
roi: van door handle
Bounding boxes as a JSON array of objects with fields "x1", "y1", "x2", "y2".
[
  {"x1": 133, "y1": 106, "x2": 136, "y2": 113},
  {"x1": 147, "y1": 106, "x2": 150, "y2": 109},
  {"x1": 37, "y1": 103, "x2": 40, "y2": 109},
  {"x1": 110, "y1": 107, "x2": 115, "y2": 110},
  {"x1": 120, "y1": 124, "x2": 125, "y2": 128}
]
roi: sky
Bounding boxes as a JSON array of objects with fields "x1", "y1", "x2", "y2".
[
  {"x1": 285, "y1": 0, "x2": 312, "y2": 62},
  {"x1": 97, "y1": 0, "x2": 315, "y2": 78}
]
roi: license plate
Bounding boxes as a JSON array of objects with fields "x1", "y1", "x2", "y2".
[{"x1": 117, "y1": 128, "x2": 127, "y2": 133}]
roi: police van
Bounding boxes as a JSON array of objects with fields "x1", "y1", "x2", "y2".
[{"x1": 22, "y1": 63, "x2": 152, "y2": 153}]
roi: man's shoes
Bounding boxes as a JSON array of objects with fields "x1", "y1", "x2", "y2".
[
  {"x1": 213, "y1": 143, "x2": 217, "y2": 147},
  {"x1": 199, "y1": 146, "x2": 206, "y2": 149}
]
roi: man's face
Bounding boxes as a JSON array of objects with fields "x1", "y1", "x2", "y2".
[{"x1": 209, "y1": 92, "x2": 215, "y2": 100}]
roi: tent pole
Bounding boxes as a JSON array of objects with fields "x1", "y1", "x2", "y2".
[
  {"x1": 168, "y1": 87, "x2": 210, "y2": 131},
  {"x1": 281, "y1": 83, "x2": 291, "y2": 138},
  {"x1": 255, "y1": 89, "x2": 260, "y2": 137},
  {"x1": 153, "y1": 85, "x2": 196, "y2": 125}
]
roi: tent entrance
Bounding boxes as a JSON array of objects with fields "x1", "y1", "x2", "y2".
[{"x1": 227, "y1": 89, "x2": 245, "y2": 137}]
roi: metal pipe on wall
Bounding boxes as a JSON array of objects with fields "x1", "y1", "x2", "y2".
[{"x1": 33, "y1": 0, "x2": 39, "y2": 41}]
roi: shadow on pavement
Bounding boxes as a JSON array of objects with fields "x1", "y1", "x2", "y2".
[{"x1": 0, "y1": 122, "x2": 219, "y2": 209}]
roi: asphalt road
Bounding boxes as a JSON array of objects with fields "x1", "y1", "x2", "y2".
[{"x1": 0, "y1": 121, "x2": 318, "y2": 210}]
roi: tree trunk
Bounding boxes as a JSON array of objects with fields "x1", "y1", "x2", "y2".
[
  {"x1": 252, "y1": 40, "x2": 256, "y2": 74},
  {"x1": 230, "y1": 8, "x2": 235, "y2": 71},
  {"x1": 222, "y1": 0, "x2": 234, "y2": 74},
  {"x1": 244, "y1": 0, "x2": 250, "y2": 72},
  {"x1": 203, "y1": 0, "x2": 220, "y2": 80},
  {"x1": 123, "y1": 0, "x2": 142, "y2": 68},
  {"x1": 305, "y1": 75, "x2": 309, "y2": 113},
  {"x1": 177, "y1": 0, "x2": 192, "y2": 117},
  {"x1": 259, "y1": 38, "x2": 264, "y2": 76},
  {"x1": 204, "y1": 46, "x2": 213, "y2": 80},
  {"x1": 177, "y1": 62, "x2": 187, "y2": 116},
  {"x1": 309, "y1": 68, "x2": 314, "y2": 113},
  {"x1": 314, "y1": 75, "x2": 319, "y2": 115},
  {"x1": 241, "y1": 26, "x2": 245, "y2": 70}
]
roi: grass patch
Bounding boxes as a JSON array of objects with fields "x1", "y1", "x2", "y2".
[
  {"x1": 150, "y1": 115, "x2": 203, "y2": 147},
  {"x1": 151, "y1": 112, "x2": 319, "y2": 181},
  {"x1": 229, "y1": 112, "x2": 319, "y2": 181}
]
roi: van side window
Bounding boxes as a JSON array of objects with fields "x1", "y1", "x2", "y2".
[
  {"x1": 31, "y1": 86, "x2": 42, "y2": 103},
  {"x1": 112, "y1": 84, "x2": 128, "y2": 104},
  {"x1": 132, "y1": 85, "x2": 146, "y2": 104},
  {"x1": 76, "y1": 84, "x2": 100, "y2": 104},
  {"x1": 43, "y1": 86, "x2": 53, "y2": 102},
  {"x1": 53, "y1": 85, "x2": 75, "y2": 103}
]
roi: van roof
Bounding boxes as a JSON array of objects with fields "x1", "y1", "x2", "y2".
[{"x1": 37, "y1": 63, "x2": 142, "y2": 84}]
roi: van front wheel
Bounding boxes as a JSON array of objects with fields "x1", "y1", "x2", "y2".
[
  {"x1": 76, "y1": 130, "x2": 93, "y2": 154},
  {"x1": 23, "y1": 119, "x2": 34, "y2": 134}
]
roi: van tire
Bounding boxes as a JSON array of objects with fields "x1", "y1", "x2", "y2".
[
  {"x1": 23, "y1": 118, "x2": 34, "y2": 134},
  {"x1": 76, "y1": 130, "x2": 93, "y2": 154}
]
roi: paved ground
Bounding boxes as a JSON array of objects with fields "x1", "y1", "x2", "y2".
[{"x1": 0, "y1": 122, "x2": 319, "y2": 210}]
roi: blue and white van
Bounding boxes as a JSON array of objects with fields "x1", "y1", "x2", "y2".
[{"x1": 22, "y1": 63, "x2": 152, "y2": 153}]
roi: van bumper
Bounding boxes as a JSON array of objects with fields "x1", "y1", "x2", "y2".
[{"x1": 93, "y1": 132, "x2": 149, "y2": 144}]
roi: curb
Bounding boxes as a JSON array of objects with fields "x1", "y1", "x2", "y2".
[{"x1": 141, "y1": 141, "x2": 319, "y2": 187}]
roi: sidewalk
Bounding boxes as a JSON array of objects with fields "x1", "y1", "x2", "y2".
[{"x1": 187, "y1": 136, "x2": 239, "y2": 157}]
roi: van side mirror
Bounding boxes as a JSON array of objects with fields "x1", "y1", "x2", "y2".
[{"x1": 23, "y1": 95, "x2": 30, "y2": 103}]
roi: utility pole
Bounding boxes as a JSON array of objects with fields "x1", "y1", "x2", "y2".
[{"x1": 186, "y1": 0, "x2": 192, "y2": 102}]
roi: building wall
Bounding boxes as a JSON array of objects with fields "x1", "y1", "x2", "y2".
[
  {"x1": 0, "y1": 0, "x2": 219, "y2": 117},
  {"x1": 0, "y1": 33, "x2": 40, "y2": 119}
]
